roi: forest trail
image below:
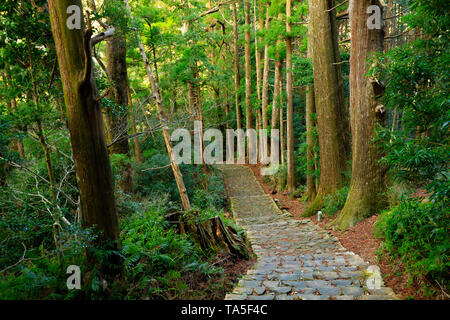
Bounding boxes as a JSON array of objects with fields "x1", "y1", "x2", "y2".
[{"x1": 221, "y1": 165, "x2": 398, "y2": 300}]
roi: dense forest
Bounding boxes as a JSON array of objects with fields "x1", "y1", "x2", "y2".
[{"x1": 0, "y1": 0, "x2": 448, "y2": 301}]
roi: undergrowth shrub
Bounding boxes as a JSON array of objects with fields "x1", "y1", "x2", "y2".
[
  {"x1": 374, "y1": 200, "x2": 450, "y2": 295},
  {"x1": 322, "y1": 186, "x2": 349, "y2": 217},
  {"x1": 120, "y1": 203, "x2": 220, "y2": 299}
]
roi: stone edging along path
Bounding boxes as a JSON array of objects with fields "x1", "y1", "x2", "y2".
[{"x1": 220, "y1": 165, "x2": 398, "y2": 300}]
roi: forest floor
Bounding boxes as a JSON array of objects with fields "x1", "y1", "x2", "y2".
[
  {"x1": 249, "y1": 164, "x2": 426, "y2": 300},
  {"x1": 222, "y1": 165, "x2": 397, "y2": 300},
  {"x1": 177, "y1": 254, "x2": 255, "y2": 300}
]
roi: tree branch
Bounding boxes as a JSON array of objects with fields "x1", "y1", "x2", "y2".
[{"x1": 90, "y1": 27, "x2": 115, "y2": 47}]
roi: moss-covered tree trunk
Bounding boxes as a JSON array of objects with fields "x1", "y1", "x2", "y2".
[
  {"x1": 105, "y1": 1, "x2": 133, "y2": 194},
  {"x1": 304, "y1": 0, "x2": 350, "y2": 216},
  {"x1": 48, "y1": 0, "x2": 121, "y2": 270},
  {"x1": 333, "y1": 0, "x2": 387, "y2": 230}
]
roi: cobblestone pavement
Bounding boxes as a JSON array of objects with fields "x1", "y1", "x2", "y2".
[{"x1": 221, "y1": 165, "x2": 398, "y2": 301}]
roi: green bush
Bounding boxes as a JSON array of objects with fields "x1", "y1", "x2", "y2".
[
  {"x1": 374, "y1": 200, "x2": 450, "y2": 293},
  {"x1": 120, "y1": 203, "x2": 220, "y2": 299}
]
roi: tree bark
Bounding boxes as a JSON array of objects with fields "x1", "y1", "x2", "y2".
[
  {"x1": 271, "y1": 54, "x2": 281, "y2": 130},
  {"x1": 304, "y1": 22, "x2": 317, "y2": 201},
  {"x1": 333, "y1": 0, "x2": 387, "y2": 230},
  {"x1": 105, "y1": 4, "x2": 133, "y2": 194},
  {"x1": 279, "y1": 69, "x2": 285, "y2": 167},
  {"x1": 254, "y1": 1, "x2": 262, "y2": 111},
  {"x1": 304, "y1": 0, "x2": 351, "y2": 216},
  {"x1": 48, "y1": 0, "x2": 121, "y2": 271},
  {"x1": 261, "y1": 4, "x2": 271, "y2": 158},
  {"x1": 233, "y1": 2, "x2": 242, "y2": 130},
  {"x1": 244, "y1": 0, "x2": 253, "y2": 160},
  {"x1": 286, "y1": 0, "x2": 295, "y2": 194}
]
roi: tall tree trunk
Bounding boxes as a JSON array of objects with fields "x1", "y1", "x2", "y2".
[
  {"x1": 233, "y1": 2, "x2": 242, "y2": 130},
  {"x1": 48, "y1": 0, "x2": 121, "y2": 271},
  {"x1": 304, "y1": 23, "x2": 317, "y2": 201},
  {"x1": 279, "y1": 69, "x2": 285, "y2": 167},
  {"x1": 126, "y1": 0, "x2": 191, "y2": 211},
  {"x1": 182, "y1": 6, "x2": 205, "y2": 167},
  {"x1": 261, "y1": 6, "x2": 270, "y2": 131},
  {"x1": 384, "y1": 0, "x2": 393, "y2": 52},
  {"x1": 304, "y1": 0, "x2": 350, "y2": 216},
  {"x1": 254, "y1": 0, "x2": 262, "y2": 112},
  {"x1": 244, "y1": 0, "x2": 253, "y2": 160},
  {"x1": 271, "y1": 13, "x2": 283, "y2": 132},
  {"x1": 286, "y1": 0, "x2": 295, "y2": 194},
  {"x1": 105, "y1": 6, "x2": 133, "y2": 194},
  {"x1": 333, "y1": 0, "x2": 387, "y2": 230},
  {"x1": 271, "y1": 54, "x2": 281, "y2": 130}
]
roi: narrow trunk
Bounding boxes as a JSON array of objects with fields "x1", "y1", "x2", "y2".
[
  {"x1": 254, "y1": 1, "x2": 262, "y2": 109},
  {"x1": 304, "y1": 23, "x2": 317, "y2": 201},
  {"x1": 333, "y1": 0, "x2": 387, "y2": 230},
  {"x1": 286, "y1": 0, "x2": 295, "y2": 194},
  {"x1": 271, "y1": 55, "x2": 281, "y2": 130},
  {"x1": 244, "y1": 0, "x2": 253, "y2": 159},
  {"x1": 279, "y1": 70, "x2": 285, "y2": 167},
  {"x1": 183, "y1": 11, "x2": 205, "y2": 168},
  {"x1": 233, "y1": 3, "x2": 242, "y2": 130},
  {"x1": 126, "y1": 0, "x2": 191, "y2": 211},
  {"x1": 384, "y1": 0, "x2": 393, "y2": 52},
  {"x1": 261, "y1": 5, "x2": 271, "y2": 159},
  {"x1": 105, "y1": 11, "x2": 133, "y2": 193},
  {"x1": 48, "y1": 0, "x2": 121, "y2": 271},
  {"x1": 304, "y1": 0, "x2": 350, "y2": 216}
]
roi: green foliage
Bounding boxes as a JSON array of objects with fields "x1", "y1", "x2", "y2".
[
  {"x1": 374, "y1": 200, "x2": 449, "y2": 293},
  {"x1": 371, "y1": 1, "x2": 449, "y2": 295},
  {"x1": 0, "y1": 215, "x2": 96, "y2": 300},
  {"x1": 374, "y1": 0, "x2": 449, "y2": 206},
  {"x1": 121, "y1": 203, "x2": 206, "y2": 276},
  {"x1": 322, "y1": 186, "x2": 349, "y2": 217}
]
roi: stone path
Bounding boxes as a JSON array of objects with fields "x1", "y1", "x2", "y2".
[{"x1": 221, "y1": 165, "x2": 398, "y2": 300}]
